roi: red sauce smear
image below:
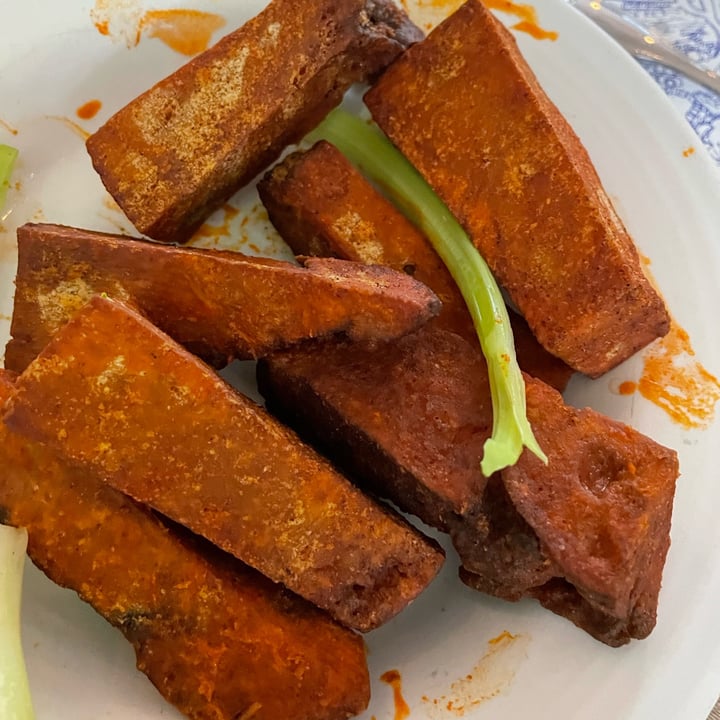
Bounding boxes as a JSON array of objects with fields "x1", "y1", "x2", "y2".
[
  {"x1": 636, "y1": 321, "x2": 720, "y2": 429},
  {"x1": 483, "y1": 0, "x2": 558, "y2": 40},
  {"x1": 380, "y1": 669, "x2": 411, "y2": 720},
  {"x1": 48, "y1": 116, "x2": 91, "y2": 141},
  {"x1": 0, "y1": 117, "x2": 18, "y2": 136},
  {"x1": 94, "y1": 18, "x2": 110, "y2": 36},
  {"x1": 683, "y1": 146, "x2": 695, "y2": 157},
  {"x1": 400, "y1": 0, "x2": 556, "y2": 39},
  {"x1": 193, "y1": 203, "x2": 241, "y2": 243},
  {"x1": 618, "y1": 380, "x2": 637, "y2": 396},
  {"x1": 139, "y1": 9, "x2": 226, "y2": 56},
  {"x1": 76, "y1": 99, "x2": 102, "y2": 120}
]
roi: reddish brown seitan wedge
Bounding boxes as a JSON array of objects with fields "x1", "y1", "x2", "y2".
[
  {"x1": 259, "y1": 140, "x2": 573, "y2": 391},
  {"x1": 86, "y1": 0, "x2": 422, "y2": 243},
  {"x1": 259, "y1": 328, "x2": 493, "y2": 531},
  {"x1": 365, "y1": 0, "x2": 669, "y2": 377},
  {"x1": 0, "y1": 370, "x2": 370, "y2": 720},
  {"x1": 259, "y1": 342, "x2": 679, "y2": 645},
  {"x1": 4, "y1": 296, "x2": 444, "y2": 633},
  {"x1": 460, "y1": 377, "x2": 678, "y2": 646},
  {"x1": 4, "y1": 222, "x2": 440, "y2": 373}
]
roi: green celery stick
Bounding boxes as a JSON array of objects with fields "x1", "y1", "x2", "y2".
[
  {"x1": 0, "y1": 524, "x2": 35, "y2": 720},
  {"x1": 0, "y1": 144, "x2": 18, "y2": 213},
  {"x1": 307, "y1": 109, "x2": 546, "y2": 475}
]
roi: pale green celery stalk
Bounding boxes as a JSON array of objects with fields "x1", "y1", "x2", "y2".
[
  {"x1": 307, "y1": 109, "x2": 546, "y2": 475},
  {"x1": 0, "y1": 144, "x2": 18, "y2": 212},
  {"x1": 0, "y1": 524, "x2": 35, "y2": 720}
]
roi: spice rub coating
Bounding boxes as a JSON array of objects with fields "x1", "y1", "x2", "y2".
[
  {"x1": 0, "y1": 371, "x2": 370, "y2": 720},
  {"x1": 364, "y1": 0, "x2": 669, "y2": 377},
  {"x1": 4, "y1": 296, "x2": 444, "y2": 633},
  {"x1": 259, "y1": 328, "x2": 493, "y2": 531},
  {"x1": 5, "y1": 222, "x2": 440, "y2": 373},
  {"x1": 86, "y1": 0, "x2": 423, "y2": 243},
  {"x1": 259, "y1": 140, "x2": 573, "y2": 391},
  {"x1": 461, "y1": 377, "x2": 678, "y2": 646}
]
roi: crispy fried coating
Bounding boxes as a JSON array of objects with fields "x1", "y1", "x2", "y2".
[
  {"x1": 86, "y1": 0, "x2": 422, "y2": 243},
  {"x1": 504, "y1": 377, "x2": 678, "y2": 638},
  {"x1": 364, "y1": 0, "x2": 669, "y2": 377},
  {"x1": 260, "y1": 338, "x2": 678, "y2": 645},
  {"x1": 5, "y1": 223, "x2": 440, "y2": 373},
  {"x1": 460, "y1": 377, "x2": 677, "y2": 646},
  {"x1": 259, "y1": 140, "x2": 573, "y2": 391},
  {"x1": 258, "y1": 327, "x2": 492, "y2": 531},
  {"x1": 0, "y1": 370, "x2": 369, "y2": 720},
  {"x1": 4, "y1": 296, "x2": 444, "y2": 633},
  {"x1": 453, "y1": 475, "x2": 558, "y2": 601}
]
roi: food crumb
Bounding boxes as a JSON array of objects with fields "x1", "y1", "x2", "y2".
[{"x1": 683, "y1": 146, "x2": 695, "y2": 157}]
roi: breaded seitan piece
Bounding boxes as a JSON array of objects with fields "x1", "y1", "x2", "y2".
[
  {"x1": 365, "y1": 0, "x2": 669, "y2": 377},
  {"x1": 86, "y1": 0, "x2": 422, "y2": 243},
  {"x1": 259, "y1": 327, "x2": 492, "y2": 532},
  {"x1": 4, "y1": 222, "x2": 440, "y2": 373},
  {"x1": 461, "y1": 377, "x2": 678, "y2": 646},
  {"x1": 4, "y1": 296, "x2": 444, "y2": 633},
  {"x1": 259, "y1": 140, "x2": 573, "y2": 391},
  {"x1": 0, "y1": 370, "x2": 370, "y2": 720}
]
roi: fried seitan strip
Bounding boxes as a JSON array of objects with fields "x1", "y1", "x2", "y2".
[
  {"x1": 4, "y1": 222, "x2": 440, "y2": 373},
  {"x1": 86, "y1": 0, "x2": 422, "y2": 243},
  {"x1": 259, "y1": 337, "x2": 678, "y2": 645},
  {"x1": 504, "y1": 378, "x2": 677, "y2": 633},
  {"x1": 364, "y1": 0, "x2": 669, "y2": 377},
  {"x1": 460, "y1": 377, "x2": 677, "y2": 646},
  {"x1": 0, "y1": 371, "x2": 369, "y2": 720},
  {"x1": 258, "y1": 140, "x2": 573, "y2": 391},
  {"x1": 4, "y1": 296, "x2": 444, "y2": 633},
  {"x1": 258, "y1": 327, "x2": 494, "y2": 531}
]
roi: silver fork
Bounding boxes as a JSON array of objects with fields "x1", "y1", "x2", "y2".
[{"x1": 566, "y1": 0, "x2": 720, "y2": 95}]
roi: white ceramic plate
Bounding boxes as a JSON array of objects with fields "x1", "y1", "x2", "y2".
[{"x1": 2, "y1": 1, "x2": 720, "y2": 719}]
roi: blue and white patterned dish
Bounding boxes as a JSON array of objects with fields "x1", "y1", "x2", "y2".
[{"x1": 605, "y1": 0, "x2": 720, "y2": 164}]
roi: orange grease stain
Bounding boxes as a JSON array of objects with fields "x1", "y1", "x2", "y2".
[
  {"x1": 76, "y1": 99, "x2": 102, "y2": 120},
  {"x1": 94, "y1": 18, "x2": 110, "y2": 35},
  {"x1": 683, "y1": 146, "x2": 695, "y2": 157},
  {"x1": 380, "y1": 670, "x2": 411, "y2": 720},
  {"x1": 0, "y1": 117, "x2": 18, "y2": 136},
  {"x1": 422, "y1": 631, "x2": 528, "y2": 717},
  {"x1": 483, "y1": 0, "x2": 558, "y2": 40},
  {"x1": 139, "y1": 9, "x2": 226, "y2": 56},
  {"x1": 48, "y1": 116, "x2": 91, "y2": 140},
  {"x1": 194, "y1": 203, "x2": 240, "y2": 243},
  {"x1": 637, "y1": 322, "x2": 720, "y2": 429}
]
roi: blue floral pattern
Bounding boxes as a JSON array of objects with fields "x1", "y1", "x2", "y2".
[{"x1": 603, "y1": 0, "x2": 720, "y2": 164}]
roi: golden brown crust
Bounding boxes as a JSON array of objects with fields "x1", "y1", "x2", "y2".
[
  {"x1": 365, "y1": 0, "x2": 669, "y2": 376},
  {"x1": 4, "y1": 296, "x2": 444, "y2": 633},
  {"x1": 5, "y1": 222, "x2": 440, "y2": 373},
  {"x1": 259, "y1": 140, "x2": 573, "y2": 391},
  {"x1": 0, "y1": 370, "x2": 369, "y2": 720},
  {"x1": 86, "y1": 0, "x2": 423, "y2": 243}
]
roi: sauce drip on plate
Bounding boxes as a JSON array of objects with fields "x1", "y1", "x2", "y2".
[
  {"x1": 139, "y1": 10, "x2": 227, "y2": 56},
  {"x1": 380, "y1": 669, "x2": 411, "y2": 720},
  {"x1": 76, "y1": 100, "x2": 102, "y2": 120},
  {"x1": 636, "y1": 321, "x2": 720, "y2": 429},
  {"x1": 400, "y1": 0, "x2": 557, "y2": 39}
]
